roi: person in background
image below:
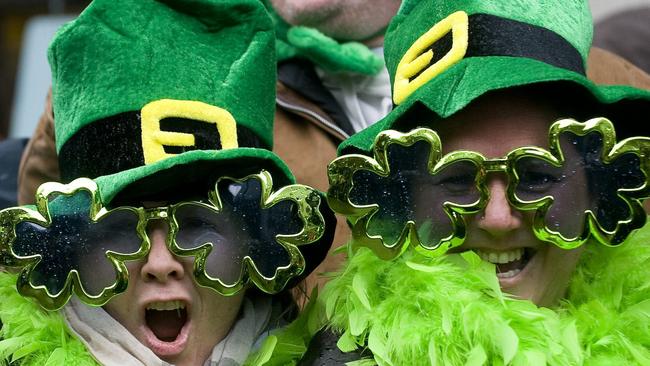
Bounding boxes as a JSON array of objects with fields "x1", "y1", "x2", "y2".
[
  {"x1": 0, "y1": 138, "x2": 27, "y2": 209},
  {"x1": 594, "y1": 7, "x2": 650, "y2": 74}
]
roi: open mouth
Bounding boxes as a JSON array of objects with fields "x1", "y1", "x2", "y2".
[
  {"x1": 145, "y1": 301, "x2": 188, "y2": 342},
  {"x1": 474, "y1": 248, "x2": 536, "y2": 278}
]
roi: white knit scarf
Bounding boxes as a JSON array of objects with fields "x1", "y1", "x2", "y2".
[{"x1": 63, "y1": 295, "x2": 272, "y2": 366}]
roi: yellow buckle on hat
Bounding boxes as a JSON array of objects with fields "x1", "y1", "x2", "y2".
[
  {"x1": 393, "y1": 11, "x2": 469, "y2": 105},
  {"x1": 140, "y1": 99, "x2": 239, "y2": 165}
]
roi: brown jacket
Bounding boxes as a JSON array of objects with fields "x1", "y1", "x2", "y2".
[
  {"x1": 272, "y1": 80, "x2": 351, "y2": 302},
  {"x1": 15, "y1": 48, "x2": 650, "y2": 298}
]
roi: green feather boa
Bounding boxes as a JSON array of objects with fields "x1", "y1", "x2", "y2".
[
  {"x1": 0, "y1": 273, "x2": 98, "y2": 365},
  {"x1": 255, "y1": 220, "x2": 650, "y2": 365},
  {"x1": 4, "y1": 220, "x2": 650, "y2": 365}
]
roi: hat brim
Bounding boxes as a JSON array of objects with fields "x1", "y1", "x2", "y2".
[
  {"x1": 341, "y1": 56, "x2": 650, "y2": 154},
  {"x1": 94, "y1": 148, "x2": 295, "y2": 206}
]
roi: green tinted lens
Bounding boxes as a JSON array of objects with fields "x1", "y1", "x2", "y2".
[
  {"x1": 509, "y1": 118, "x2": 650, "y2": 248},
  {"x1": 350, "y1": 141, "x2": 481, "y2": 250},
  {"x1": 0, "y1": 178, "x2": 148, "y2": 310},
  {"x1": 171, "y1": 173, "x2": 310, "y2": 295}
]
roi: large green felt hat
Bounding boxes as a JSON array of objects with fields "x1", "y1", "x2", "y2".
[
  {"x1": 49, "y1": 0, "x2": 291, "y2": 204},
  {"x1": 340, "y1": 0, "x2": 650, "y2": 153}
]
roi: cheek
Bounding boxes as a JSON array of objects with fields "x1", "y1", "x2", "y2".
[
  {"x1": 103, "y1": 289, "x2": 136, "y2": 328},
  {"x1": 103, "y1": 261, "x2": 142, "y2": 326},
  {"x1": 547, "y1": 245, "x2": 583, "y2": 274},
  {"x1": 195, "y1": 288, "x2": 245, "y2": 339},
  {"x1": 538, "y1": 245, "x2": 584, "y2": 304},
  {"x1": 199, "y1": 287, "x2": 244, "y2": 319}
]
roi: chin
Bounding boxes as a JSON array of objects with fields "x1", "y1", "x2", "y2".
[
  {"x1": 471, "y1": 244, "x2": 583, "y2": 307},
  {"x1": 271, "y1": 0, "x2": 338, "y2": 23}
]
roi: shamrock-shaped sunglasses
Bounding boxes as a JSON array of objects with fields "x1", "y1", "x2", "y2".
[
  {"x1": 328, "y1": 118, "x2": 650, "y2": 260},
  {"x1": 0, "y1": 171, "x2": 326, "y2": 310}
]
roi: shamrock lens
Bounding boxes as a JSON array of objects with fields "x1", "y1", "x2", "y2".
[
  {"x1": 12, "y1": 191, "x2": 143, "y2": 297},
  {"x1": 173, "y1": 177, "x2": 303, "y2": 287},
  {"x1": 349, "y1": 141, "x2": 482, "y2": 249},
  {"x1": 512, "y1": 130, "x2": 646, "y2": 239}
]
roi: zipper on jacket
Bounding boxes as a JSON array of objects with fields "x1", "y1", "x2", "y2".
[{"x1": 276, "y1": 97, "x2": 350, "y2": 142}]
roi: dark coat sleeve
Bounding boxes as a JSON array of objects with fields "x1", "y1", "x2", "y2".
[{"x1": 298, "y1": 329, "x2": 371, "y2": 366}]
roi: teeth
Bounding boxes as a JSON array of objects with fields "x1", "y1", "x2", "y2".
[
  {"x1": 497, "y1": 269, "x2": 521, "y2": 278},
  {"x1": 475, "y1": 248, "x2": 523, "y2": 264},
  {"x1": 146, "y1": 301, "x2": 186, "y2": 311}
]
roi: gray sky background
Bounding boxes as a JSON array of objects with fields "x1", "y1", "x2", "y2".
[{"x1": 590, "y1": 0, "x2": 650, "y2": 21}]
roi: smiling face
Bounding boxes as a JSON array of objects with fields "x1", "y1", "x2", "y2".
[
  {"x1": 103, "y1": 220, "x2": 244, "y2": 365},
  {"x1": 269, "y1": 0, "x2": 401, "y2": 45},
  {"x1": 432, "y1": 89, "x2": 586, "y2": 307}
]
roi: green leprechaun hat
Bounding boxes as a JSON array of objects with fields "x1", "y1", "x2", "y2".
[
  {"x1": 48, "y1": 0, "x2": 292, "y2": 205},
  {"x1": 339, "y1": 0, "x2": 650, "y2": 154}
]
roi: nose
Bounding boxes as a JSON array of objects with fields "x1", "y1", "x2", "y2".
[
  {"x1": 477, "y1": 175, "x2": 522, "y2": 235},
  {"x1": 141, "y1": 220, "x2": 185, "y2": 282}
]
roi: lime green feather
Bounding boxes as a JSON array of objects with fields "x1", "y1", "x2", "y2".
[
  {"x1": 5, "y1": 221, "x2": 650, "y2": 365},
  {"x1": 0, "y1": 272, "x2": 98, "y2": 365},
  {"x1": 259, "y1": 219, "x2": 650, "y2": 365},
  {"x1": 245, "y1": 289, "x2": 325, "y2": 366}
]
